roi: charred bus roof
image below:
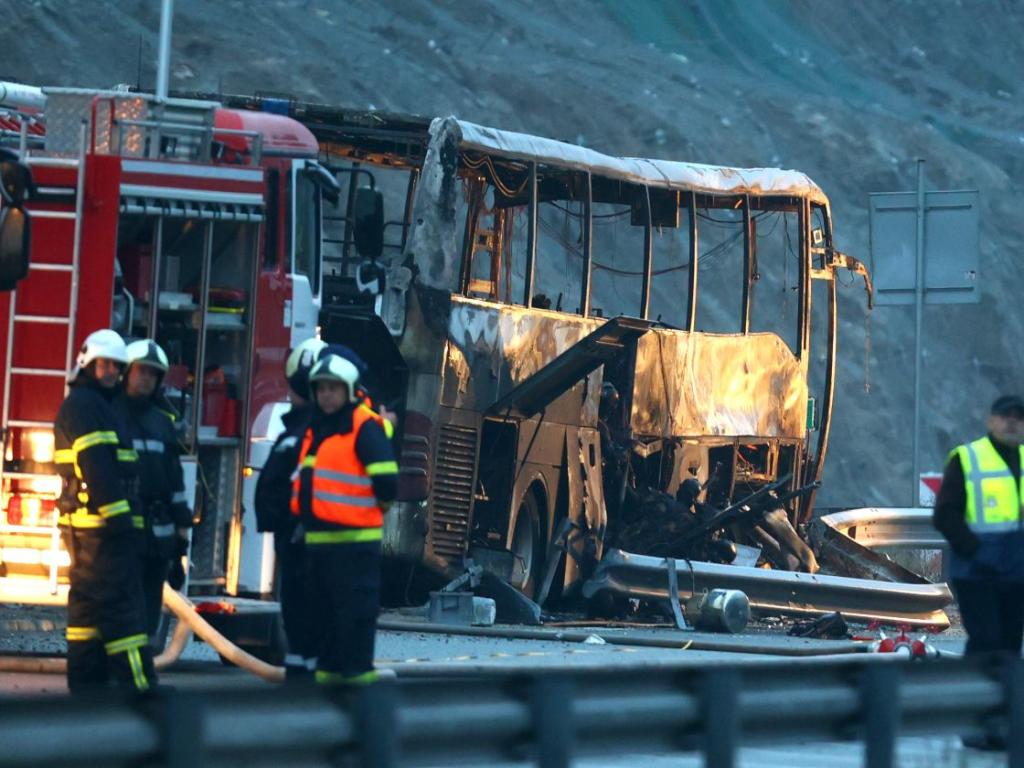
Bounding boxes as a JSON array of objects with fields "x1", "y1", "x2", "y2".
[{"x1": 446, "y1": 118, "x2": 830, "y2": 208}]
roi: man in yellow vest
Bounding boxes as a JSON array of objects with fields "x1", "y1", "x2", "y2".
[{"x1": 934, "y1": 395, "x2": 1024, "y2": 657}]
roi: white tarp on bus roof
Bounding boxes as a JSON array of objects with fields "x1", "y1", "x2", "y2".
[{"x1": 451, "y1": 118, "x2": 829, "y2": 206}]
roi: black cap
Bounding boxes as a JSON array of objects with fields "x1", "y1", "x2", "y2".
[{"x1": 991, "y1": 395, "x2": 1024, "y2": 418}]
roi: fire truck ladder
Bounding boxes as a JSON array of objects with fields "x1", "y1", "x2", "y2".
[
  {"x1": 0, "y1": 136, "x2": 86, "y2": 597},
  {"x1": 2, "y1": 153, "x2": 86, "y2": 428}
]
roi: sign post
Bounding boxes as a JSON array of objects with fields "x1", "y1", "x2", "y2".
[
  {"x1": 869, "y1": 164, "x2": 979, "y2": 506},
  {"x1": 919, "y1": 472, "x2": 943, "y2": 508}
]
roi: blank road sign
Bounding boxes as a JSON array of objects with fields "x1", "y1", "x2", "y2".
[{"x1": 869, "y1": 190, "x2": 979, "y2": 305}]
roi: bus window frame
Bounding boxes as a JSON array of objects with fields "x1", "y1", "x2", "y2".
[{"x1": 450, "y1": 155, "x2": 813, "y2": 359}]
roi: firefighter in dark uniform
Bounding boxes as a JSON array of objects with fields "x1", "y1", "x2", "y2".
[
  {"x1": 55, "y1": 329, "x2": 157, "y2": 694},
  {"x1": 291, "y1": 353, "x2": 398, "y2": 685},
  {"x1": 934, "y1": 395, "x2": 1024, "y2": 656},
  {"x1": 254, "y1": 336, "x2": 326, "y2": 677},
  {"x1": 113, "y1": 339, "x2": 192, "y2": 640}
]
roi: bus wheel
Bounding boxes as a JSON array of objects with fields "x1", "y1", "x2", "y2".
[{"x1": 511, "y1": 489, "x2": 542, "y2": 599}]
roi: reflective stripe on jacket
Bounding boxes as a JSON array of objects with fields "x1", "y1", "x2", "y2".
[
  {"x1": 54, "y1": 380, "x2": 138, "y2": 530},
  {"x1": 359, "y1": 400, "x2": 394, "y2": 440},
  {"x1": 291, "y1": 406, "x2": 384, "y2": 529},
  {"x1": 952, "y1": 436, "x2": 1024, "y2": 534}
]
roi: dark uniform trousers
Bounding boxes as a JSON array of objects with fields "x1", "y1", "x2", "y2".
[
  {"x1": 64, "y1": 526, "x2": 155, "y2": 692},
  {"x1": 953, "y1": 579, "x2": 1024, "y2": 655},
  {"x1": 276, "y1": 524, "x2": 318, "y2": 669},
  {"x1": 307, "y1": 540, "x2": 381, "y2": 682},
  {"x1": 140, "y1": 546, "x2": 170, "y2": 637}
]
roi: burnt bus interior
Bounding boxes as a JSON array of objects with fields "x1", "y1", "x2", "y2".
[{"x1": 440, "y1": 147, "x2": 840, "y2": 593}]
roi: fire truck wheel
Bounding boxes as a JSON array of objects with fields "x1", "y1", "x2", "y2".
[{"x1": 511, "y1": 488, "x2": 543, "y2": 599}]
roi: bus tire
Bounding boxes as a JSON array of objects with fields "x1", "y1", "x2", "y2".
[{"x1": 511, "y1": 486, "x2": 544, "y2": 599}]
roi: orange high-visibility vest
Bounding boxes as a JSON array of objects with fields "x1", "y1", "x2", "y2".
[
  {"x1": 290, "y1": 407, "x2": 383, "y2": 529},
  {"x1": 358, "y1": 397, "x2": 394, "y2": 440}
]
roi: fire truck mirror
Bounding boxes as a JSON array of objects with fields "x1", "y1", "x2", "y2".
[
  {"x1": 0, "y1": 151, "x2": 34, "y2": 207},
  {"x1": 0, "y1": 206, "x2": 31, "y2": 291},
  {"x1": 353, "y1": 187, "x2": 384, "y2": 259}
]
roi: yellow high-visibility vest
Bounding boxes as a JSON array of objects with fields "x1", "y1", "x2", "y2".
[{"x1": 951, "y1": 437, "x2": 1024, "y2": 533}]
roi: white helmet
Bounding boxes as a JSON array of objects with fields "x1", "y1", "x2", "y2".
[
  {"x1": 285, "y1": 337, "x2": 327, "y2": 397},
  {"x1": 76, "y1": 329, "x2": 128, "y2": 369},
  {"x1": 308, "y1": 354, "x2": 359, "y2": 401},
  {"x1": 125, "y1": 339, "x2": 169, "y2": 373}
]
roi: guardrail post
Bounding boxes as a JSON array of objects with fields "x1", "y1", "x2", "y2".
[
  {"x1": 154, "y1": 690, "x2": 205, "y2": 768},
  {"x1": 352, "y1": 681, "x2": 399, "y2": 768},
  {"x1": 860, "y1": 664, "x2": 899, "y2": 768},
  {"x1": 1008, "y1": 657, "x2": 1024, "y2": 768},
  {"x1": 530, "y1": 674, "x2": 574, "y2": 768},
  {"x1": 703, "y1": 668, "x2": 740, "y2": 768}
]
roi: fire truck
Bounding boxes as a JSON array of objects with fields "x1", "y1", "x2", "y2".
[{"x1": 0, "y1": 86, "x2": 348, "y2": 645}]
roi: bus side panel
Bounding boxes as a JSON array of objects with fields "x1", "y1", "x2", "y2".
[{"x1": 632, "y1": 330, "x2": 809, "y2": 440}]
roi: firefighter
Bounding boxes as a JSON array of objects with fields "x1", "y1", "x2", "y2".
[
  {"x1": 113, "y1": 339, "x2": 192, "y2": 641},
  {"x1": 55, "y1": 329, "x2": 157, "y2": 694},
  {"x1": 322, "y1": 343, "x2": 396, "y2": 439},
  {"x1": 934, "y1": 395, "x2": 1024, "y2": 657},
  {"x1": 254, "y1": 336, "x2": 326, "y2": 677},
  {"x1": 291, "y1": 353, "x2": 398, "y2": 685}
]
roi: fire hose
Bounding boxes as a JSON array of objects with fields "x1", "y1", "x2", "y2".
[
  {"x1": 158, "y1": 585, "x2": 284, "y2": 682},
  {"x1": 0, "y1": 585, "x2": 285, "y2": 683}
]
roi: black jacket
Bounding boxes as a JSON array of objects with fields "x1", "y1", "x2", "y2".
[
  {"x1": 254, "y1": 403, "x2": 312, "y2": 536},
  {"x1": 112, "y1": 391, "x2": 191, "y2": 530},
  {"x1": 54, "y1": 377, "x2": 137, "y2": 532}
]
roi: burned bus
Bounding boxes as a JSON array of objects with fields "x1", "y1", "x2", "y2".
[{"x1": 292, "y1": 112, "x2": 873, "y2": 604}]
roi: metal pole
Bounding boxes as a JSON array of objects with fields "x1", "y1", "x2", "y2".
[
  {"x1": 686, "y1": 191, "x2": 698, "y2": 331},
  {"x1": 580, "y1": 172, "x2": 592, "y2": 317},
  {"x1": 640, "y1": 186, "x2": 653, "y2": 319},
  {"x1": 156, "y1": 0, "x2": 174, "y2": 101},
  {"x1": 191, "y1": 221, "x2": 213, "y2": 452},
  {"x1": 912, "y1": 160, "x2": 926, "y2": 507},
  {"x1": 148, "y1": 216, "x2": 164, "y2": 335},
  {"x1": 523, "y1": 162, "x2": 538, "y2": 306},
  {"x1": 741, "y1": 195, "x2": 752, "y2": 333},
  {"x1": 703, "y1": 668, "x2": 740, "y2": 768}
]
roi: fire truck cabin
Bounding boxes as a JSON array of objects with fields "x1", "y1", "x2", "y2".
[{"x1": 0, "y1": 88, "x2": 334, "y2": 612}]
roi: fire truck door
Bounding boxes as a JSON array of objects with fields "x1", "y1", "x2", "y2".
[{"x1": 289, "y1": 159, "x2": 331, "y2": 348}]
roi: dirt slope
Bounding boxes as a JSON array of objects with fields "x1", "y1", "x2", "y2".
[{"x1": 4, "y1": 0, "x2": 1023, "y2": 506}]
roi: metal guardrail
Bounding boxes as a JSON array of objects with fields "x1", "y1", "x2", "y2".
[
  {"x1": 583, "y1": 548, "x2": 952, "y2": 628},
  {"x1": 819, "y1": 507, "x2": 947, "y2": 550},
  {"x1": 2, "y1": 656, "x2": 1023, "y2": 767}
]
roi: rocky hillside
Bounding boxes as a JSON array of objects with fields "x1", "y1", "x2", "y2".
[{"x1": 5, "y1": 0, "x2": 1023, "y2": 506}]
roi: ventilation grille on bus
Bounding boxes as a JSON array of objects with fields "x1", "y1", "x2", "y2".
[{"x1": 429, "y1": 424, "x2": 477, "y2": 560}]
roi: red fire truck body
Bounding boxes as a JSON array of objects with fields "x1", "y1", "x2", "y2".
[{"x1": 0, "y1": 88, "x2": 331, "y2": 617}]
